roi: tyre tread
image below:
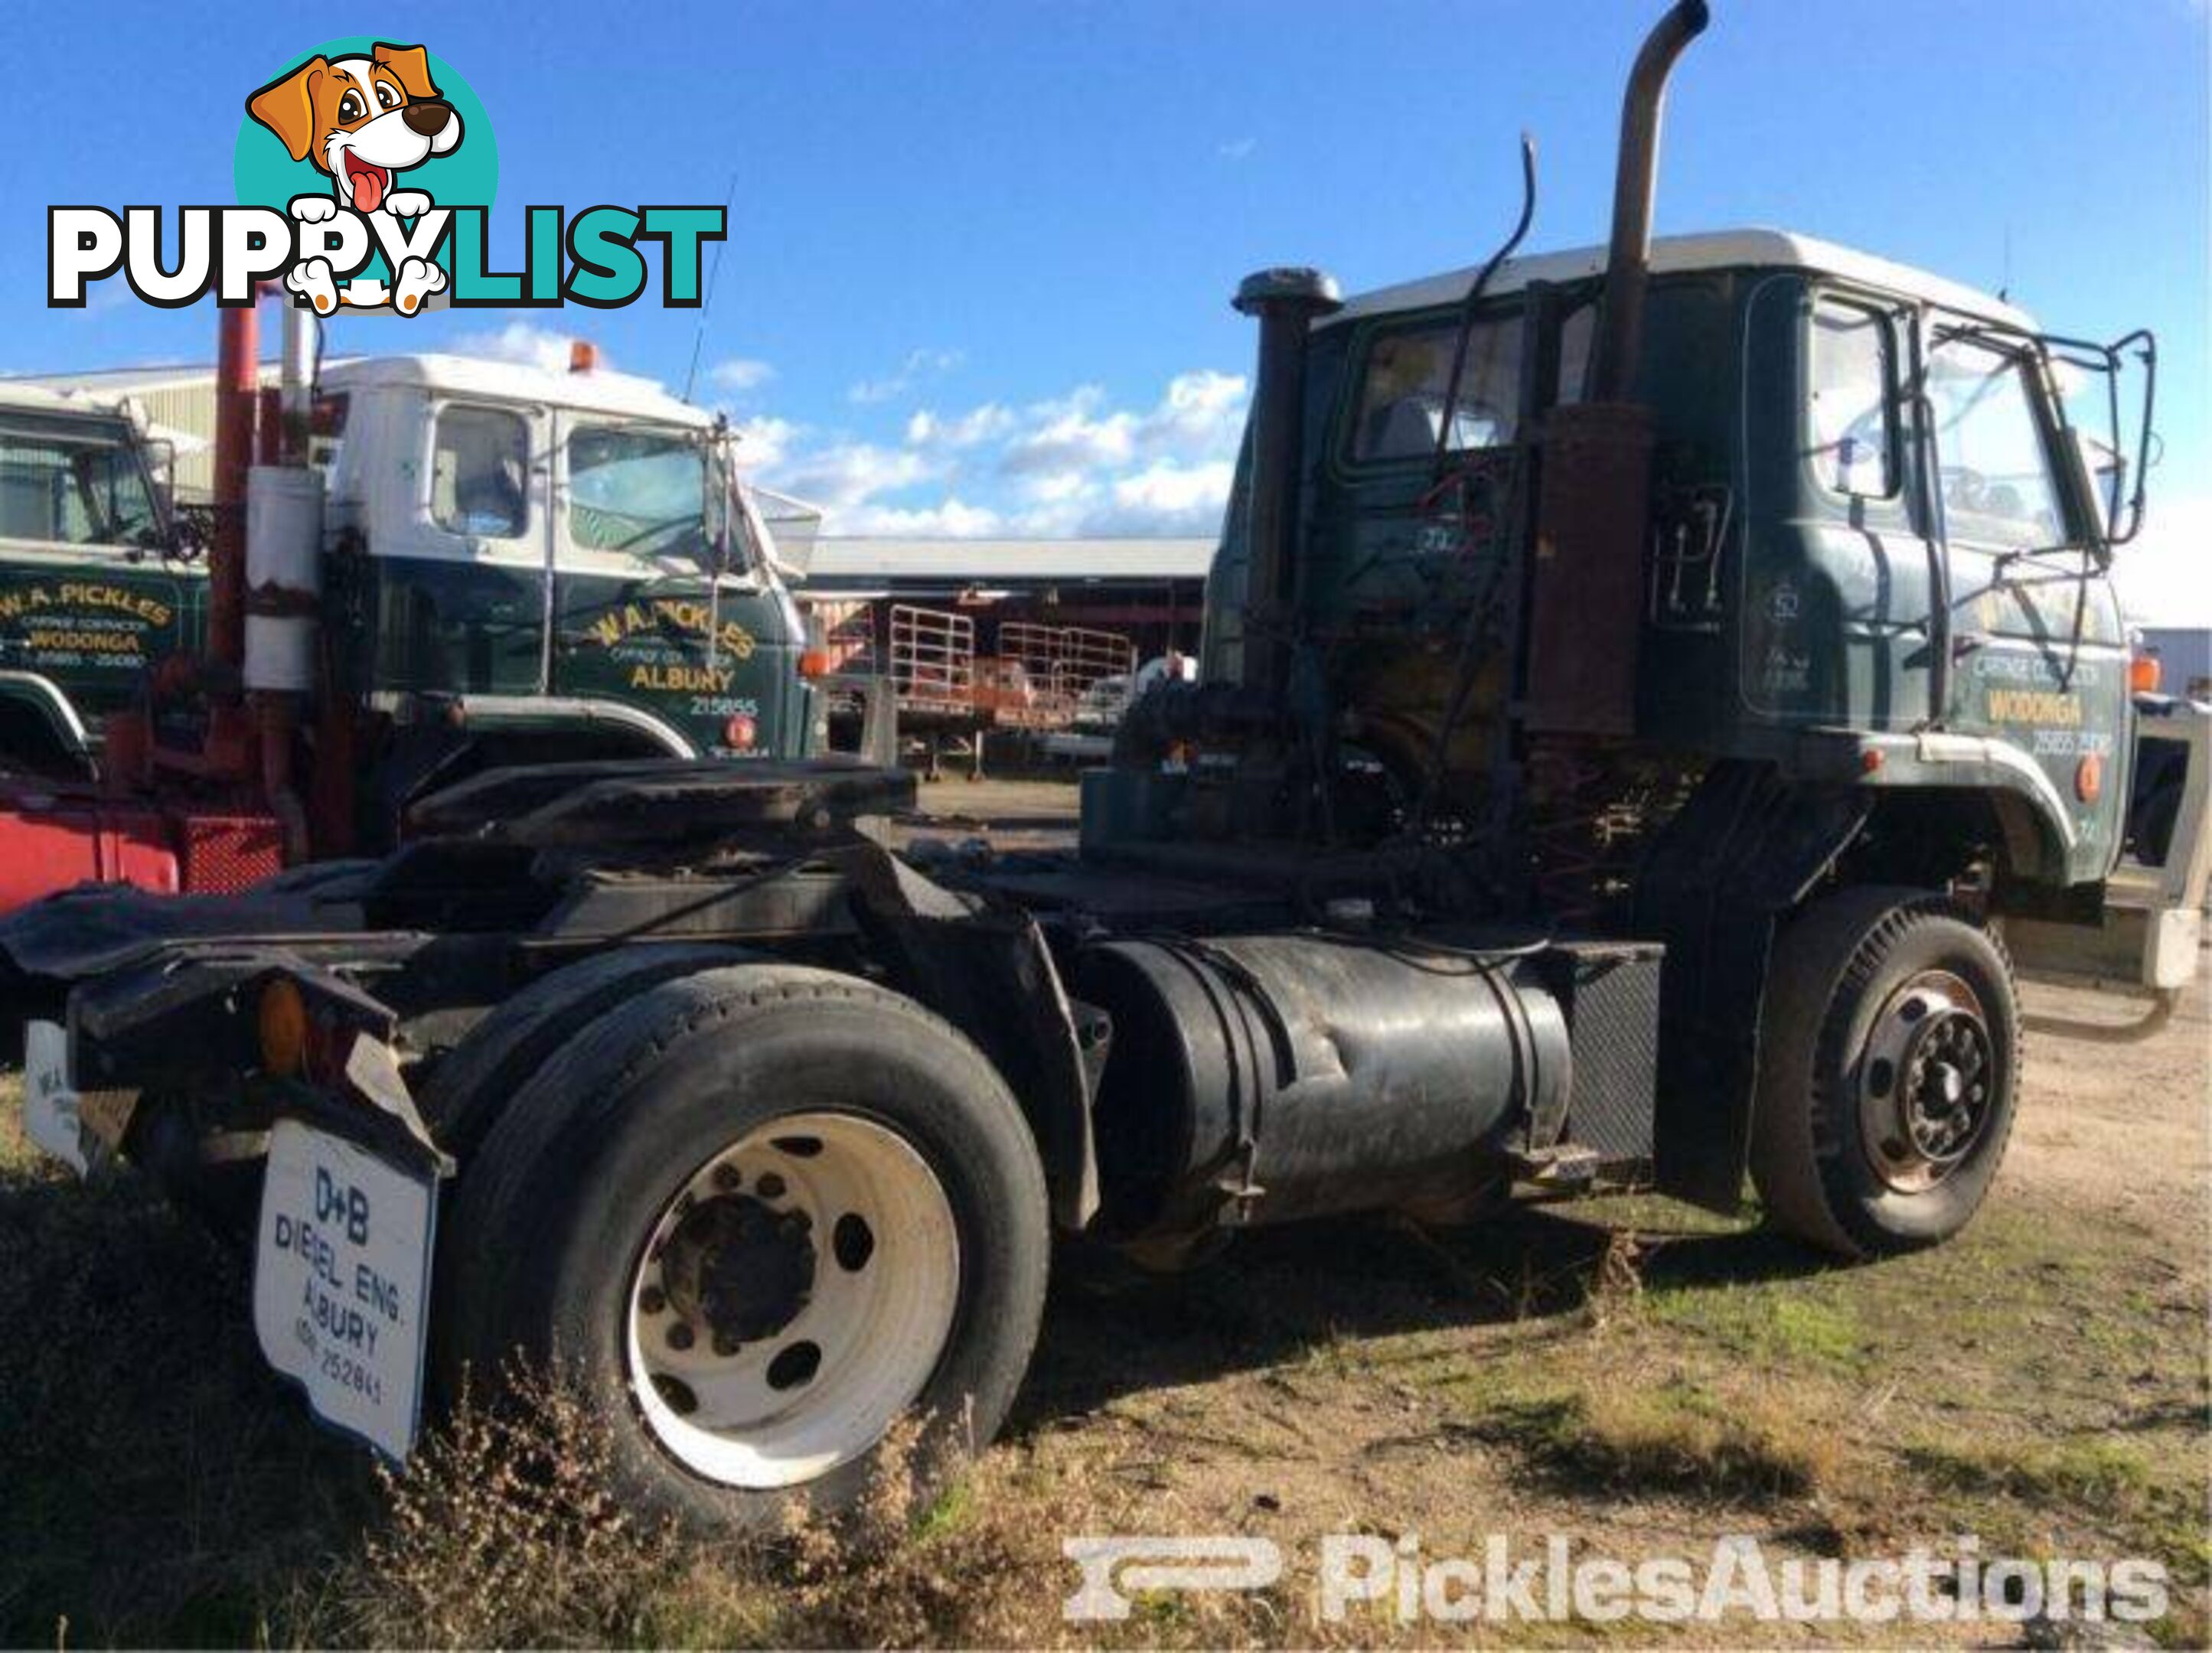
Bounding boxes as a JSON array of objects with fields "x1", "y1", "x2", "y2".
[{"x1": 1750, "y1": 885, "x2": 2020, "y2": 1258}]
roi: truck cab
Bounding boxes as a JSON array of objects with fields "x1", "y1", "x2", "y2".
[
  {"x1": 1196, "y1": 230, "x2": 2198, "y2": 978},
  {"x1": 318, "y1": 354, "x2": 814, "y2": 774},
  {"x1": 0, "y1": 384, "x2": 190, "y2": 777},
  {"x1": 0, "y1": 353, "x2": 817, "y2": 895}
]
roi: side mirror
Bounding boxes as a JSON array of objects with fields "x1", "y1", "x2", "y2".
[
  {"x1": 140, "y1": 435, "x2": 175, "y2": 491},
  {"x1": 2069, "y1": 429, "x2": 2126, "y2": 540}
]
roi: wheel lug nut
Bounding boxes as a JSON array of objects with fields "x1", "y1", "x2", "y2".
[
  {"x1": 713, "y1": 1162, "x2": 742, "y2": 1192},
  {"x1": 756, "y1": 1172, "x2": 786, "y2": 1200},
  {"x1": 713, "y1": 1331, "x2": 742, "y2": 1357},
  {"x1": 639, "y1": 1285, "x2": 667, "y2": 1314},
  {"x1": 667, "y1": 1322, "x2": 696, "y2": 1351}
]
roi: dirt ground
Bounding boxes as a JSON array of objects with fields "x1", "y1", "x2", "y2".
[{"x1": 0, "y1": 776, "x2": 2204, "y2": 1647}]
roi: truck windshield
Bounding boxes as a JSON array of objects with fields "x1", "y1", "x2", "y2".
[
  {"x1": 0, "y1": 412, "x2": 160, "y2": 548},
  {"x1": 569, "y1": 425, "x2": 744, "y2": 569}
]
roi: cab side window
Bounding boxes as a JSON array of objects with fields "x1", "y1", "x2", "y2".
[
  {"x1": 1353, "y1": 319, "x2": 1519, "y2": 461},
  {"x1": 1808, "y1": 298, "x2": 1897, "y2": 497},
  {"x1": 431, "y1": 406, "x2": 529, "y2": 538},
  {"x1": 1924, "y1": 334, "x2": 2064, "y2": 549},
  {"x1": 1349, "y1": 306, "x2": 1595, "y2": 465}
]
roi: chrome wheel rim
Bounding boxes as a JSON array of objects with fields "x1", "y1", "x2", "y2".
[
  {"x1": 1857, "y1": 969, "x2": 1997, "y2": 1194},
  {"x1": 625, "y1": 1112, "x2": 960, "y2": 1488}
]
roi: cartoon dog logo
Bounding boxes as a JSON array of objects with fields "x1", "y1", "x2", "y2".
[{"x1": 246, "y1": 43, "x2": 461, "y2": 315}]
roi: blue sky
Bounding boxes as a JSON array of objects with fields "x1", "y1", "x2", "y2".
[{"x1": 3, "y1": 0, "x2": 2206, "y2": 618}]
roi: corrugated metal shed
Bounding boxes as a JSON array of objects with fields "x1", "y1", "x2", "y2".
[
  {"x1": 3, "y1": 360, "x2": 302, "y2": 502},
  {"x1": 2139, "y1": 626, "x2": 2212, "y2": 699}
]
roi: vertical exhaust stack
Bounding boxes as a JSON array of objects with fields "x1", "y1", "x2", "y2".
[
  {"x1": 210, "y1": 299, "x2": 259, "y2": 677},
  {"x1": 1232, "y1": 267, "x2": 1343, "y2": 704},
  {"x1": 1590, "y1": 0, "x2": 1711, "y2": 404},
  {"x1": 1524, "y1": 0, "x2": 1709, "y2": 739},
  {"x1": 247, "y1": 298, "x2": 323, "y2": 862}
]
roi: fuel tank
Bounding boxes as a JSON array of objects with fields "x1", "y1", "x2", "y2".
[{"x1": 1069, "y1": 932, "x2": 1573, "y2": 1239}]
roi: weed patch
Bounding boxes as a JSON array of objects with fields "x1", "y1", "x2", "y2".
[{"x1": 1479, "y1": 1377, "x2": 1838, "y2": 1502}]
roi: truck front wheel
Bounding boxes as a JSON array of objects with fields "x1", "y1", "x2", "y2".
[
  {"x1": 1750, "y1": 886, "x2": 2020, "y2": 1259},
  {"x1": 436, "y1": 964, "x2": 1049, "y2": 1531}
]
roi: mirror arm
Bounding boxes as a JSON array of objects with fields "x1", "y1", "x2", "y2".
[{"x1": 2109, "y1": 329, "x2": 2157, "y2": 547}]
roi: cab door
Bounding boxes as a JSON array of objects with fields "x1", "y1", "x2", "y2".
[
  {"x1": 1739, "y1": 280, "x2": 1934, "y2": 732},
  {"x1": 1921, "y1": 319, "x2": 2130, "y2": 880},
  {"x1": 370, "y1": 397, "x2": 550, "y2": 696}
]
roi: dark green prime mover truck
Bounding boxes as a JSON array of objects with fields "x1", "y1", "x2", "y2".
[
  {"x1": 8, "y1": 0, "x2": 2204, "y2": 1530},
  {"x1": 0, "y1": 325, "x2": 814, "y2": 909}
]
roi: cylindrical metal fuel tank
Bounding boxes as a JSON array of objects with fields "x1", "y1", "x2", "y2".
[{"x1": 1069, "y1": 933, "x2": 1570, "y2": 1242}]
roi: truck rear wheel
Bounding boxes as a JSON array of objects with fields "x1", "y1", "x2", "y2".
[
  {"x1": 1750, "y1": 886, "x2": 2019, "y2": 1259},
  {"x1": 436, "y1": 964, "x2": 1049, "y2": 1531},
  {"x1": 418, "y1": 943, "x2": 748, "y2": 1158}
]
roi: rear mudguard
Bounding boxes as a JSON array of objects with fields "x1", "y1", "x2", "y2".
[{"x1": 1631, "y1": 760, "x2": 1872, "y2": 1211}]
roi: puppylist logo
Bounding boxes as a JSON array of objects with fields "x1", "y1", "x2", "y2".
[{"x1": 48, "y1": 37, "x2": 723, "y2": 317}]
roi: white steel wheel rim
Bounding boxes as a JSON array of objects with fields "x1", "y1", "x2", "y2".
[{"x1": 624, "y1": 1111, "x2": 961, "y2": 1489}]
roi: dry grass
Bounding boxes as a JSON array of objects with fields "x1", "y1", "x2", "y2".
[
  {"x1": 1479, "y1": 1375, "x2": 1839, "y2": 1502},
  {"x1": 302, "y1": 1370, "x2": 1129, "y2": 1649},
  {"x1": 325, "y1": 1368, "x2": 714, "y2": 1648},
  {"x1": 2, "y1": 1051, "x2": 2207, "y2": 1648}
]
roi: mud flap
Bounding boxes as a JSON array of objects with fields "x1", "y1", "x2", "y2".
[
  {"x1": 1632, "y1": 761, "x2": 1870, "y2": 1210},
  {"x1": 840, "y1": 846, "x2": 1105, "y2": 1231}
]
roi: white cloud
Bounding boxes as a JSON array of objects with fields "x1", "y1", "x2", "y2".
[
  {"x1": 1139, "y1": 369, "x2": 1248, "y2": 457},
  {"x1": 1020, "y1": 470, "x2": 1095, "y2": 506},
  {"x1": 2116, "y1": 489, "x2": 2212, "y2": 628},
  {"x1": 729, "y1": 415, "x2": 798, "y2": 471},
  {"x1": 840, "y1": 497, "x2": 1006, "y2": 536},
  {"x1": 1000, "y1": 386, "x2": 1137, "y2": 475},
  {"x1": 1100, "y1": 459, "x2": 1238, "y2": 533},
  {"x1": 999, "y1": 370, "x2": 1247, "y2": 489},
  {"x1": 710, "y1": 357, "x2": 775, "y2": 392},
  {"x1": 1111, "y1": 458, "x2": 1236, "y2": 515},
  {"x1": 450, "y1": 321, "x2": 595, "y2": 374},
  {"x1": 850, "y1": 347, "x2": 964, "y2": 405},
  {"x1": 907, "y1": 403, "x2": 1015, "y2": 448},
  {"x1": 741, "y1": 366, "x2": 1249, "y2": 538},
  {"x1": 1217, "y1": 137, "x2": 1258, "y2": 162},
  {"x1": 774, "y1": 441, "x2": 939, "y2": 512}
]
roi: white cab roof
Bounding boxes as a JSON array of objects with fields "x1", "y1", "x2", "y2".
[
  {"x1": 1324, "y1": 228, "x2": 2037, "y2": 332},
  {"x1": 323, "y1": 354, "x2": 717, "y2": 427}
]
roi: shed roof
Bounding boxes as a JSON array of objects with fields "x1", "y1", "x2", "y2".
[{"x1": 801, "y1": 537, "x2": 1214, "y2": 587}]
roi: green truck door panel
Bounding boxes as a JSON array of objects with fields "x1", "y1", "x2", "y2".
[
  {"x1": 1737, "y1": 277, "x2": 1935, "y2": 732},
  {"x1": 0, "y1": 407, "x2": 201, "y2": 731},
  {"x1": 0, "y1": 559, "x2": 197, "y2": 723},
  {"x1": 551, "y1": 571, "x2": 797, "y2": 754},
  {"x1": 1946, "y1": 553, "x2": 2129, "y2": 872},
  {"x1": 370, "y1": 556, "x2": 550, "y2": 694}
]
